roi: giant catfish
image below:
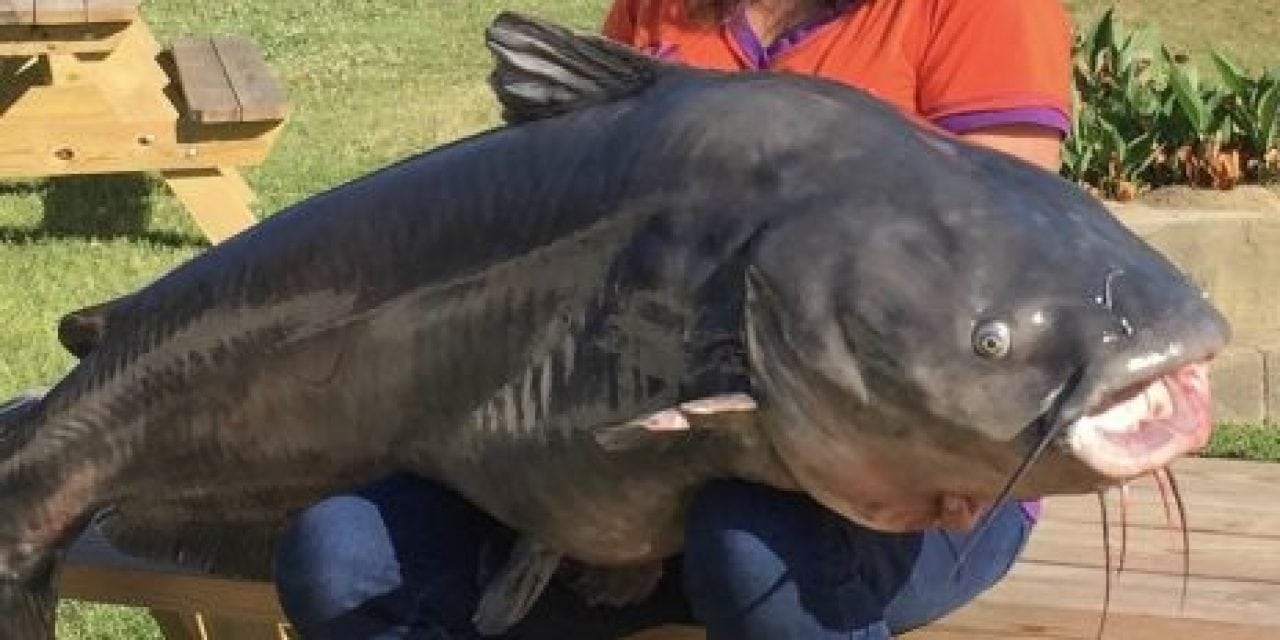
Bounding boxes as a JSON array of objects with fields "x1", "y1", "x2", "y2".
[{"x1": 0, "y1": 12, "x2": 1228, "y2": 638}]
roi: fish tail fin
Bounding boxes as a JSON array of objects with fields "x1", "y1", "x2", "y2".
[
  {"x1": 1, "y1": 389, "x2": 60, "y2": 639},
  {"x1": 0, "y1": 389, "x2": 46, "y2": 456},
  {"x1": 0, "y1": 560, "x2": 59, "y2": 640}
]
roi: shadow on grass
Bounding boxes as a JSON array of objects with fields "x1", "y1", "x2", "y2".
[
  {"x1": 0, "y1": 180, "x2": 44, "y2": 196},
  {"x1": 0, "y1": 175, "x2": 205, "y2": 249},
  {"x1": 0, "y1": 224, "x2": 204, "y2": 250},
  {"x1": 41, "y1": 174, "x2": 154, "y2": 238}
]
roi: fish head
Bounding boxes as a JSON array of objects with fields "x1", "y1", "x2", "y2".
[{"x1": 742, "y1": 127, "x2": 1230, "y2": 533}]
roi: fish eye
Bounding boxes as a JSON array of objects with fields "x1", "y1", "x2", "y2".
[{"x1": 973, "y1": 321, "x2": 1011, "y2": 359}]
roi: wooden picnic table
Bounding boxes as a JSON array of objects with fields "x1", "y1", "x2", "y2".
[
  {"x1": 61, "y1": 456, "x2": 1280, "y2": 639},
  {"x1": 0, "y1": 0, "x2": 289, "y2": 244}
]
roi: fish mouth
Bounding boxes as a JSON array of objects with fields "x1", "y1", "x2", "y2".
[{"x1": 1062, "y1": 362, "x2": 1212, "y2": 480}]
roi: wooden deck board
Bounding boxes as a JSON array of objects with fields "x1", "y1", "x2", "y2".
[
  {"x1": 169, "y1": 35, "x2": 289, "y2": 124},
  {"x1": 211, "y1": 35, "x2": 290, "y2": 123},
  {"x1": 60, "y1": 458, "x2": 1279, "y2": 639},
  {"x1": 907, "y1": 603, "x2": 1280, "y2": 640},
  {"x1": 0, "y1": 0, "x2": 35, "y2": 23},
  {"x1": 169, "y1": 36, "x2": 241, "y2": 124},
  {"x1": 914, "y1": 457, "x2": 1280, "y2": 638},
  {"x1": 0, "y1": 0, "x2": 138, "y2": 25}
]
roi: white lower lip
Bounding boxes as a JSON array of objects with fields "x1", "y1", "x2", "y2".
[{"x1": 1064, "y1": 363, "x2": 1211, "y2": 479}]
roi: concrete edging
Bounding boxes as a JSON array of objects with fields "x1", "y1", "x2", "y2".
[{"x1": 1110, "y1": 205, "x2": 1278, "y2": 424}]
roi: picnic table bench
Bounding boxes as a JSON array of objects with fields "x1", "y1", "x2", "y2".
[
  {"x1": 63, "y1": 456, "x2": 1280, "y2": 639},
  {"x1": 0, "y1": 0, "x2": 288, "y2": 244}
]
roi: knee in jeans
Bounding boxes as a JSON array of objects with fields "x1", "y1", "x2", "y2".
[
  {"x1": 685, "y1": 479, "x2": 768, "y2": 539},
  {"x1": 682, "y1": 480, "x2": 801, "y2": 596},
  {"x1": 274, "y1": 495, "x2": 396, "y2": 612}
]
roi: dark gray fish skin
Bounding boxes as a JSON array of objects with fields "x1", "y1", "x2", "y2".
[
  {"x1": 741, "y1": 125, "x2": 1229, "y2": 527},
  {"x1": 0, "y1": 32, "x2": 793, "y2": 619},
  {"x1": 0, "y1": 12, "x2": 1229, "y2": 638}
]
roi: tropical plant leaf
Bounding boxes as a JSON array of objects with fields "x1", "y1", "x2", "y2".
[
  {"x1": 1165, "y1": 47, "x2": 1211, "y2": 134},
  {"x1": 1211, "y1": 51, "x2": 1250, "y2": 95},
  {"x1": 1088, "y1": 8, "x2": 1116, "y2": 72},
  {"x1": 1259, "y1": 82, "x2": 1280, "y2": 150}
]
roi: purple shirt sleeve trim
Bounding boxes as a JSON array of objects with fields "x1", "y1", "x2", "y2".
[
  {"x1": 1019, "y1": 499, "x2": 1043, "y2": 523},
  {"x1": 933, "y1": 107, "x2": 1071, "y2": 138}
]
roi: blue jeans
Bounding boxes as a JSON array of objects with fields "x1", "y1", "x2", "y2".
[{"x1": 274, "y1": 474, "x2": 1032, "y2": 639}]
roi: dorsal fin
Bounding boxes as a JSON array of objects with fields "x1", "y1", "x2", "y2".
[
  {"x1": 57, "y1": 297, "x2": 122, "y2": 359},
  {"x1": 485, "y1": 12, "x2": 665, "y2": 124}
]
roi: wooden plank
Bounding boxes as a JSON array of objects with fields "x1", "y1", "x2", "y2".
[
  {"x1": 170, "y1": 37, "x2": 241, "y2": 124},
  {"x1": 199, "y1": 617, "x2": 290, "y2": 640},
  {"x1": 0, "y1": 83, "x2": 117, "y2": 120},
  {"x1": 168, "y1": 35, "x2": 289, "y2": 124},
  {"x1": 211, "y1": 35, "x2": 289, "y2": 122},
  {"x1": 0, "y1": 0, "x2": 36, "y2": 24},
  {"x1": 0, "y1": 117, "x2": 283, "y2": 177},
  {"x1": 52, "y1": 458, "x2": 1275, "y2": 640},
  {"x1": 22, "y1": 0, "x2": 136, "y2": 24},
  {"x1": 1022, "y1": 518, "x2": 1280, "y2": 584},
  {"x1": 929, "y1": 560, "x2": 1280, "y2": 630},
  {"x1": 32, "y1": 0, "x2": 86, "y2": 24},
  {"x1": 623, "y1": 626, "x2": 704, "y2": 640},
  {"x1": 61, "y1": 565, "x2": 286, "y2": 620},
  {"x1": 1036, "y1": 459, "x2": 1280, "y2": 536},
  {"x1": 68, "y1": 528, "x2": 285, "y2": 635},
  {"x1": 1044, "y1": 491, "x2": 1280, "y2": 538},
  {"x1": 149, "y1": 610, "x2": 205, "y2": 640},
  {"x1": 908, "y1": 602, "x2": 1280, "y2": 639},
  {"x1": 214, "y1": 164, "x2": 257, "y2": 205},
  {"x1": 83, "y1": 0, "x2": 136, "y2": 23},
  {"x1": 0, "y1": 22, "x2": 130, "y2": 55},
  {"x1": 162, "y1": 167, "x2": 259, "y2": 243},
  {"x1": 87, "y1": 19, "x2": 175, "y2": 120}
]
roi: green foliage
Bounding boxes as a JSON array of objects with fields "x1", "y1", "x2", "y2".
[
  {"x1": 1063, "y1": 9, "x2": 1164, "y2": 199},
  {"x1": 1204, "y1": 423, "x2": 1280, "y2": 462},
  {"x1": 1062, "y1": 8, "x2": 1280, "y2": 198},
  {"x1": 1212, "y1": 55, "x2": 1280, "y2": 179},
  {"x1": 54, "y1": 602, "x2": 161, "y2": 640}
]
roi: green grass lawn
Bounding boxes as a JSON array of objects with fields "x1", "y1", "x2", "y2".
[{"x1": 1, "y1": 1, "x2": 1276, "y2": 638}]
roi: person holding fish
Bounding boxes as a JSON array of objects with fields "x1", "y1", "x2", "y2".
[{"x1": 275, "y1": 0, "x2": 1075, "y2": 638}]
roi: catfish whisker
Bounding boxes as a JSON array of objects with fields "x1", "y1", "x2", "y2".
[
  {"x1": 1154, "y1": 467, "x2": 1178, "y2": 543},
  {"x1": 949, "y1": 368, "x2": 1086, "y2": 579},
  {"x1": 1118, "y1": 482, "x2": 1130, "y2": 574},
  {"x1": 1156, "y1": 467, "x2": 1191, "y2": 613},
  {"x1": 1096, "y1": 489, "x2": 1113, "y2": 640}
]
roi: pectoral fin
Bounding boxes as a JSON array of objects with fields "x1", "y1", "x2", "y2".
[
  {"x1": 472, "y1": 537, "x2": 563, "y2": 636},
  {"x1": 595, "y1": 393, "x2": 758, "y2": 451}
]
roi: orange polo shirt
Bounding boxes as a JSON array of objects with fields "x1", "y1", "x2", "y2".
[{"x1": 602, "y1": 0, "x2": 1074, "y2": 136}]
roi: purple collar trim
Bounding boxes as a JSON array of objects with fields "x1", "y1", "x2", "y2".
[{"x1": 727, "y1": 0, "x2": 859, "y2": 69}]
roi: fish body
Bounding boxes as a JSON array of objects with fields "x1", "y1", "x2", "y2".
[{"x1": 0, "y1": 13, "x2": 1228, "y2": 638}]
